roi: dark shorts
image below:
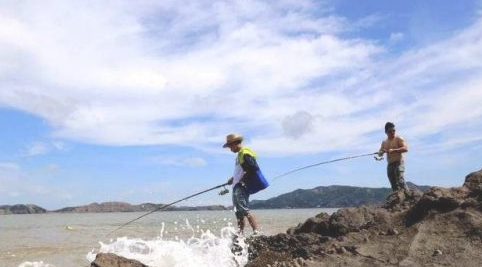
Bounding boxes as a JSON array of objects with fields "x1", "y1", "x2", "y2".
[
  {"x1": 387, "y1": 161, "x2": 407, "y2": 191},
  {"x1": 232, "y1": 183, "x2": 250, "y2": 220}
]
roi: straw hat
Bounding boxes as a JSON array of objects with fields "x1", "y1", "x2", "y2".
[{"x1": 222, "y1": 133, "x2": 243, "y2": 148}]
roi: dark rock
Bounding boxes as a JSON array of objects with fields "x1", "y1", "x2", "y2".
[
  {"x1": 247, "y1": 168, "x2": 482, "y2": 267},
  {"x1": 328, "y1": 205, "x2": 393, "y2": 236},
  {"x1": 405, "y1": 186, "x2": 467, "y2": 226},
  {"x1": 387, "y1": 228, "x2": 398, "y2": 236},
  {"x1": 463, "y1": 169, "x2": 482, "y2": 192},
  {"x1": 90, "y1": 253, "x2": 147, "y2": 267}
]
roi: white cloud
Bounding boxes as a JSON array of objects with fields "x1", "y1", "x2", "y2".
[
  {"x1": 23, "y1": 141, "x2": 66, "y2": 156},
  {"x1": 389, "y1": 32, "x2": 404, "y2": 43},
  {"x1": 150, "y1": 156, "x2": 208, "y2": 167},
  {"x1": 0, "y1": 0, "x2": 481, "y2": 157},
  {"x1": 24, "y1": 142, "x2": 49, "y2": 156},
  {"x1": 0, "y1": 162, "x2": 19, "y2": 170}
]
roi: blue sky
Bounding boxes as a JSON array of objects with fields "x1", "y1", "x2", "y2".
[{"x1": 1, "y1": 0, "x2": 482, "y2": 210}]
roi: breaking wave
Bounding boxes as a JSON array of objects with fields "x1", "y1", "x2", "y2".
[{"x1": 86, "y1": 225, "x2": 248, "y2": 267}]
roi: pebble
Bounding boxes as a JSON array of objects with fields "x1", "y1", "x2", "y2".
[
  {"x1": 336, "y1": 246, "x2": 347, "y2": 254},
  {"x1": 433, "y1": 249, "x2": 443, "y2": 256},
  {"x1": 387, "y1": 228, "x2": 399, "y2": 236}
]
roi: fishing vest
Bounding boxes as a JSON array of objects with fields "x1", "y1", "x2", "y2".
[{"x1": 236, "y1": 147, "x2": 269, "y2": 195}]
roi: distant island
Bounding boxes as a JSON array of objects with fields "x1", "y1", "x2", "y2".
[
  {"x1": 0, "y1": 204, "x2": 47, "y2": 215},
  {"x1": 0, "y1": 182, "x2": 431, "y2": 214}
]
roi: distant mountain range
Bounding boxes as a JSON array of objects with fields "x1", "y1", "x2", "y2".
[
  {"x1": 54, "y1": 202, "x2": 227, "y2": 213},
  {"x1": 250, "y1": 182, "x2": 430, "y2": 209},
  {"x1": 0, "y1": 182, "x2": 431, "y2": 214}
]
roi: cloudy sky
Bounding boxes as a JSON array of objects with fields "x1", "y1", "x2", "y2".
[{"x1": 1, "y1": 0, "x2": 481, "y2": 210}]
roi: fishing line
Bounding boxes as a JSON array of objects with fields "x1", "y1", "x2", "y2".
[
  {"x1": 106, "y1": 182, "x2": 229, "y2": 236},
  {"x1": 107, "y1": 151, "x2": 379, "y2": 236},
  {"x1": 271, "y1": 152, "x2": 379, "y2": 182}
]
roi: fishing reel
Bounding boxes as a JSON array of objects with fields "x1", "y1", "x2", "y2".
[
  {"x1": 218, "y1": 186, "x2": 229, "y2": 196},
  {"x1": 374, "y1": 155, "x2": 384, "y2": 161},
  {"x1": 374, "y1": 151, "x2": 385, "y2": 161}
]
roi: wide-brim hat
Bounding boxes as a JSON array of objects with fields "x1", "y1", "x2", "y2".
[{"x1": 222, "y1": 133, "x2": 243, "y2": 148}]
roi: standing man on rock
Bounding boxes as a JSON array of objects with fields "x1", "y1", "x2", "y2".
[
  {"x1": 377, "y1": 122, "x2": 409, "y2": 192},
  {"x1": 223, "y1": 133, "x2": 268, "y2": 235}
]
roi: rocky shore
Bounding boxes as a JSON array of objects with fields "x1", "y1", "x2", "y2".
[
  {"x1": 90, "y1": 168, "x2": 482, "y2": 267},
  {"x1": 246, "y1": 168, "x2": 482, "y2": 266}
]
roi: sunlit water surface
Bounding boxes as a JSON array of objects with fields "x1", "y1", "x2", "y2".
[{"x1": 0, "y1": 208, "x2": 337, "y2": 267}]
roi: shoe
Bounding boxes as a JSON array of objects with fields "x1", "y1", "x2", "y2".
[{"x1": 252, "y1": 230, "x2": 260, "y2": 236}]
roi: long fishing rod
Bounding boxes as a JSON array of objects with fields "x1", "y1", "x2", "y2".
[
  {"x1": 107, "y1": 182, "x2": 229, "y2": 236},
  {"x1": 108, "y1": 152, "x2": 379, "y2": 235},
  {"x1": 272, "y1": 152, "x2": 379, "y2": 181}
]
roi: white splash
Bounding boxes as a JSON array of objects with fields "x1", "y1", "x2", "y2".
[
  {"x1": 86, "y1": 227, "x2": 248, "y2": 267},
  {"x1": 18, "y1": 262, "x2": 55, "y2": 267}
]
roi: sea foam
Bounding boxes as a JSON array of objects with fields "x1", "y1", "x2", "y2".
[
  {"x1": 18, "y1": 262, "x2": 55, "y2": 267},
  {"x1": 86, "y1": 226, "x2": 248, "y2": 267}
]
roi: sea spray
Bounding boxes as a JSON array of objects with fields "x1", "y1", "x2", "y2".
[
  {"x1": 18, "y1": 262, "x2": 55, "y2": 267},
  {"x1": 86, "y1": 226, "x2": 248, "y2": 267}
]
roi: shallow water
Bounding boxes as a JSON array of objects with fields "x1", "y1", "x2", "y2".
[{"x1": 0, "y1": 208, "x2": 337, "y2": 267}]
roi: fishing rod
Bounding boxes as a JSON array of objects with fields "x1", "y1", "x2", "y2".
[
  {"x1": 107, "y1": 151, "x2": 379, "y2": 235},
  {"x1": 271, "y1": 152, "x2": 379, "y2": 181},
  {"x1": 107, "y1": 182, "x2": 229, "y2": 236}
]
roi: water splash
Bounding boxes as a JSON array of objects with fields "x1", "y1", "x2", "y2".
[
  {"x1": 18, "y1": 262, "x2": 55, "y2": 267},
  {"x1": 86, "y1": 226, "x2": 248, "y2": 267}
]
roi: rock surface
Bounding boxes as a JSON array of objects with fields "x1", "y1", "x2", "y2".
[
  {"x1": 90, "y1": 253, "x2": 147, "y2": 267},
  {"x1": 246, "y1": 168, "x2": 482, "y2": 267}
]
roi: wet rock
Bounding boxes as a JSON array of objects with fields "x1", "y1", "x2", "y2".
[{"x1": 90, "y1": 253, "x2": 147, "y2": 267}]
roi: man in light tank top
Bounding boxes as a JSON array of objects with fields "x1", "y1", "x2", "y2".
[{"x1": 377, "y1": 122, "x2": 408, "y2": 192}]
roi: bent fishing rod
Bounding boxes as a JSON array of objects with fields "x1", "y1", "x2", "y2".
[
  {"x1": 108, "y1": 151, "x2": 379, "y2": 235},
  {"x1": 107, "y1": 182, "x2": 229, "y2": 236}
]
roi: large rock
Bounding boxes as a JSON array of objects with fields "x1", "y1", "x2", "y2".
[
  {"x1": 247, "y1": 168, "x2": 482, "y2": 267},
  {"x1": 90, "y1": 253, "x2": 147, "y2": 267}
]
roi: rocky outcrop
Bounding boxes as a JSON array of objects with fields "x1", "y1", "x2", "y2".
[
  {"x1": 247, "y1": 168, "x2": 482, "y2": 267},
  {"x1": 0, "y1": 204, "x2": 47, "y2": 214},
  {"x1": 90, "y1": 253, "x2": 147, "y2": 267}
]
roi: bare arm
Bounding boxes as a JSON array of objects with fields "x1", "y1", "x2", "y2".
[{"x1": 378, "y1": 141, "x2": 385, "y2": 156}]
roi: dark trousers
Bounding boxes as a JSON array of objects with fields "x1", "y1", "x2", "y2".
[{"x1": 387, "y1": 161, "x2": 407, "y2": 191}]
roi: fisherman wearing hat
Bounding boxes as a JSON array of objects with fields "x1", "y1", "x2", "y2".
[{"x1": 224, "y1": 133, "x2": 268, "y2": 235}]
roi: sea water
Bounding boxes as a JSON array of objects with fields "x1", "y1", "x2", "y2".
[{"x1": 0, "y1": 208, "x2": 337, "y2": 267}]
